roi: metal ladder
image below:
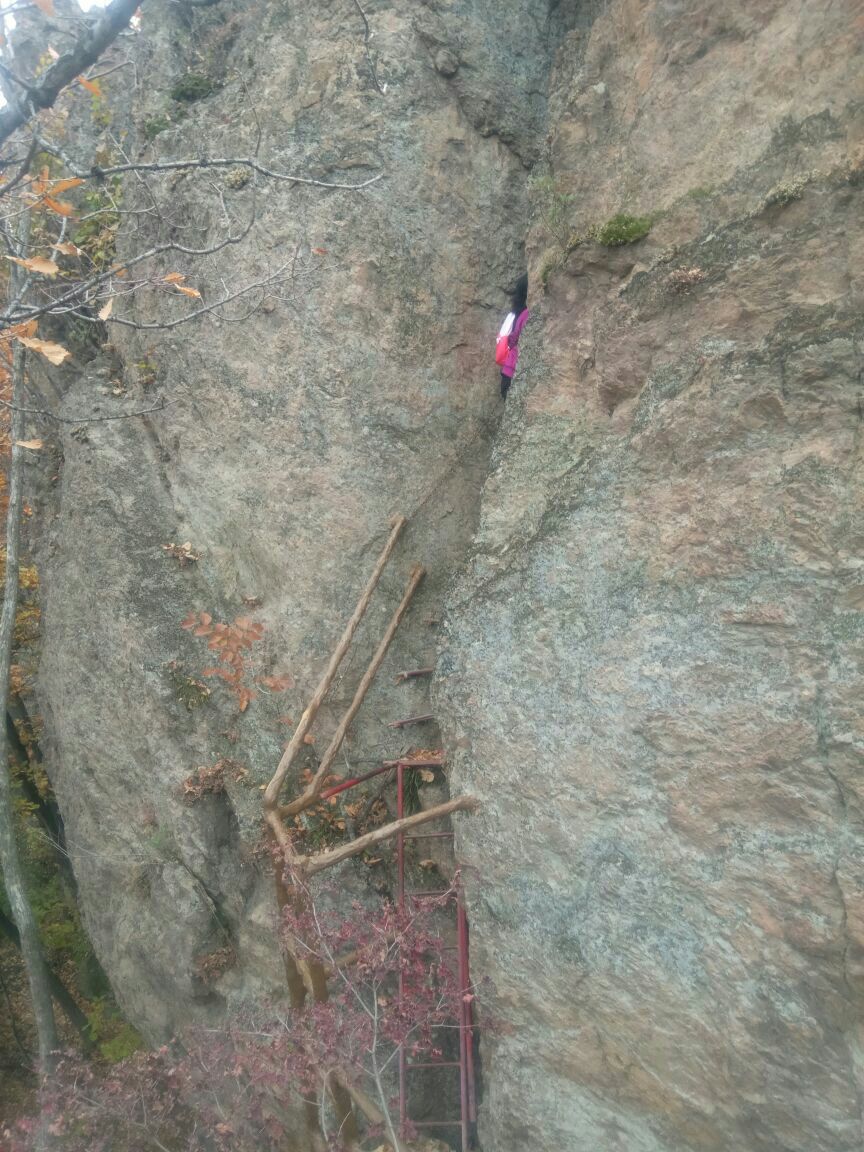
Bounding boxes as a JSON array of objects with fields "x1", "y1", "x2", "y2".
[
  {"x1": 317, "y1": 754, "x2": 478, "y2": 1149},
  {"x1": 396, "y1": 757, "x2": 477, "y2": 1151}
]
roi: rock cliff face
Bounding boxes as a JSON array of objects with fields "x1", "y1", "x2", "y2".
[
  {"x1": 30, "y1": 0, "x2": 864, "y2": 1149},
  {"x1": 438, "y1": 2, "x2": 864, "y2": 1150},
  {"x1": 35, "y1": 0, "x2": 548, "y2": 1038}
]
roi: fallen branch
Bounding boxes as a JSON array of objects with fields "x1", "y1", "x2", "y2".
[
  {"x1": 280, "y1": 563, "x2": 425, "y2": 819},
  {"x1": 263, "y1": 516, "x2": 407, "y2": 811},
  {"x1": 300, "y1": 797, "x2": 478, "y2": 877},
  {"x1": 332, "y1": 1069, "x2": 385, "y2": 1126}
]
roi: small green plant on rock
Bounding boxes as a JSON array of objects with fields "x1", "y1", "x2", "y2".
[
  {"x1": 165, "y1": 660, "x2": 211, "y2": 711},
  {"x1": 529, "y1": 172, "x2": 576, "y2": 243},
  {"x1": 596, "y1": 212, "x2": 653, "y2": 246},
  {"x1": 72, "y1": 179, "x2": 122, "y2": 270},
  {"x1": 134, "y1": 356, "x2": 158, "y2": 387},
  {"x1": 142, "y1": 114, "x2": 171, "y2": 141},
  {"x1": 170, "y1": 73, "x2": 218, "y2": 103},
  {"x1": 86, "y1": 999, "x2": 143, "y2": 1062}
]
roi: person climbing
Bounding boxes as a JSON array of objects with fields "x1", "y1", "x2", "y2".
[{"x1": 496, "y1": 272, "x2": 529, "y2": 400}]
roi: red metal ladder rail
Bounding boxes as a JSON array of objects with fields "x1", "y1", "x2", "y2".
[
  {"x1": 395, "y1": 757, "x2": 477, "y2": 1151},
  {"x1": 315, "y1": 754, "x2": 478, "y2": 1148}
]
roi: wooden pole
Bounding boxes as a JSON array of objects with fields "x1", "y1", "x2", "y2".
[
  {"x1": 280, "y1": 563, "x2": 425, "y2": 819},
  {"x1": 263, "y1": 515, "x2": 407, "y2": 811},
  {"x1": 300, "y1": 797, "x2": 479, "y2": 877}
]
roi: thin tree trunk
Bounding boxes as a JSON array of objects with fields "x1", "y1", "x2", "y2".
[
  {"x1": 0, "y1": 234, "x2": 58, "y2": 1069},
  {"x1": 0, "y1": 905, "x2": 93, "y2": 1051}
]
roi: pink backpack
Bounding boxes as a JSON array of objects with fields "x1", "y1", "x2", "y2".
[{"x1": 495, "y1": 312, "x2": 515, "y2": 366}]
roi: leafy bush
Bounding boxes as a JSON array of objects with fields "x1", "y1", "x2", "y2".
[{"x1": 596, "y1": 212, "x2": 653, "y2": 246}]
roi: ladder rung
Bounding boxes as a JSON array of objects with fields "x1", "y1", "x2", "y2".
[
  {"x1": 405, "y1": 889, "x2": 451, "y2": 897},
  {"x1": 406, "y1": 1061, "x2": 461, "y2": 1070},
  {"x1": 403, "y1": 832, "x2": 454, "y2": 840}
]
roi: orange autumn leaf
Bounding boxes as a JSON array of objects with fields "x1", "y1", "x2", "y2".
[
  {"x1": 42, "y1": 196, "x2": 75, "y2": 217},
  {"x1": 54, "y1": 242, "x2": 80, "y2": 256},
  {"x1": 257, "y1": 674, "x2": 294, "y2": 692},
  {"x1": 16, "y1": 336, "x2": 70, "y2": 365},
  {"x1": 50, "y1": 178, "x2": 85, "y2": 195},
  {"x1": 6, "y1": 255, "x2": 59, "y2": 277},
  {"x1": 7, "y1": 320, "x2": 38, "y2": 340},
  {"x1": 98, "y1": 299, "x2": 113, "y2": 320},
  {"x1": 15, "y1": 439, "x2": 44, "y2": 451},
  {"x1": 175, "y1": 285, "x2": 201, "y2": 298},
  {"x1": 33, "y1": 0, "x2": 55, "y2": 14},
  {"x1": 78, "y1": 75, "x2": 102, "y2": 97},
  {"x1": 163, "y1": 272, "x2": 186, "y2": 284}
]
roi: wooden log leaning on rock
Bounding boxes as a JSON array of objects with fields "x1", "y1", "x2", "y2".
[{"x1": 261, "y1": 514, "x2": 478, "y2": 1147}]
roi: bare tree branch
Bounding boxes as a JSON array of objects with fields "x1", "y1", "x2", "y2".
[
  {"x1": 0, "y1": 0, "x2": 141, "y2": 148},
  {"x1": 351, "y1": 0, "x2": 386, "y2": 95},
  {"x1": 66, "y1": 260, "x2": 294, "y2": 331},
  {"x1": 87, "y1": 157, "x2": 384, "y2": 191},
  {"x1": 30, "y1": 128, "x2": 384, "y2": 191},
  {"x1": 0, "y1": 395, "x2": 167, "y2": 424},
  {"x1": 1, "y1": 223, "x2": 255, "y2": 326},
  {"x1": 0, "y1": 136, "x2": 38, "y2": 200}
]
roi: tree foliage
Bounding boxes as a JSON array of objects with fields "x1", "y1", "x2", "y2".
[{"x1": 3, "y1": 884, "x2": 462, "y2": 1152}]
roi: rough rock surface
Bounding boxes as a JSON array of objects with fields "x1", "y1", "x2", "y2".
[
  {"x1": 438, "y1": 2, "x2": 864, "y2": 1150},
  {"x1": 26, "y1": 1, "x2": 864, "y2": 1150},
  {"x1": 35, "y1": 0, "x2": 548, "y2": 1039}
]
